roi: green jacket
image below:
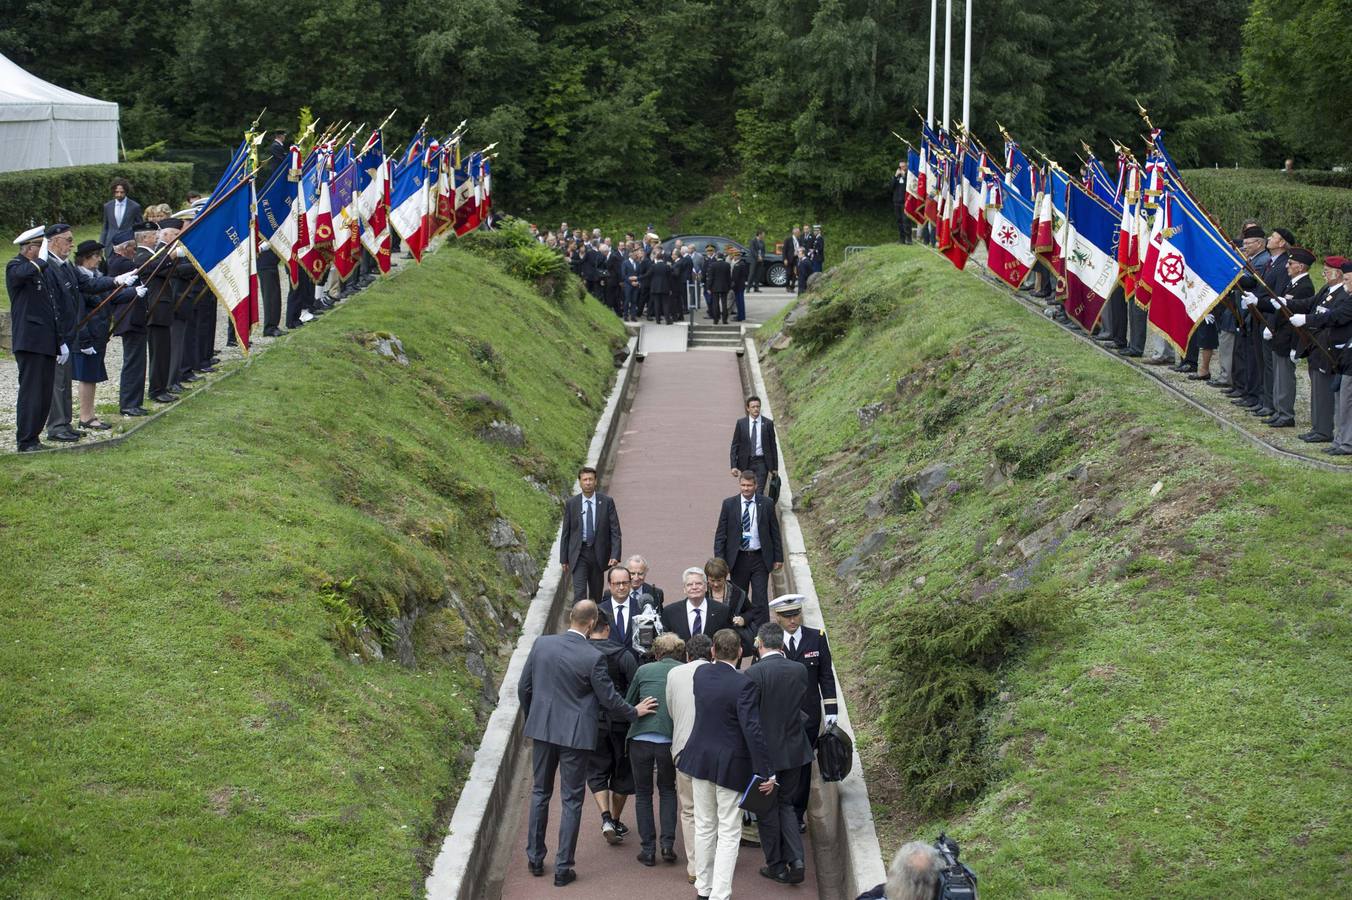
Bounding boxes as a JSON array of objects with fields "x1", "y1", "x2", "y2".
[{"x1": 625, "y1": 657, "x2": 680, "y2": 740}]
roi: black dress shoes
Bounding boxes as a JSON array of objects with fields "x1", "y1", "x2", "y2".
[
  {"x1": 1325, "y1": 447, "x2": 1352, "y2": 455},
  {"x1": 785, "y1": 862, "x2": 807, "y2": 884},
  {"x1": 263, "y1": 326, "x2": 286, "y2": 337},
  {"x1": 1250, "y1": 407, "x2": 1274, "y2": 417},
  {"x1": 636, "y1": 850, "x2": 655, "y2": 867},
  {"x1": 181, "y1": 373, "x2": 201, "y2": 382},
  {"x1": 554, "y1": 869, "x2": 576, "y2": 886},
  {"x1": 48, "y1": 430, "x2": 81, "y2": 442},
  {"x1": 1267, "y1": 418, "x2": 1295, "y2": 428},
  {"x1": 1304, "y1": 435, "x2": 1332, "y2": 443},
  {"x1": 17, "y1": 442, "x2": 45, "y2": 452},
  {"x1": 1186, "y1": 372, "x2": 1211, "y2": 381},
  {"x1": 121, "y1": 407, "x2": 149, "y2": 417},
  {"x1": 760, "y1": 864, "x2": 788, "y2": 881},
  {"x1": 528, "y1": 860, "x2": 543, "y2": 877},
  {"x1": 1117, "y1": 348, "x2": 1143, "y2": 358},
  {"x1": 660, "y1": 846, "x2": 677, "y2": 863},
  {"x1": 152, "y1": 393, "x2": 177, "y2": 404}
]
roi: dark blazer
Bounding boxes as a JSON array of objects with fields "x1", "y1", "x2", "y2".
[
  {"x1": 731, "y1": 258, "x2": 749, "y2": 291},
  {"x1": 599, "y1": 592, "x2": 644, "y2": 650},
  {"x1": 729, "y1": 415, "x2": 779, "y2": 471},
  {"x1": 518, "y1": 630, "x2": 636, "y2": 751},
  {"x1": 643, "y1": 258, "x2": 672, "y2": 294},
  {"x1": 783, "y1": 625, "x2": 838, "y2": 736},
  {"x1": 744, "y1": 653, "x2": 815, "y2": 771},
  {"x1": 100, "y1": 197, "x2": 143, "y2": 247},
  {"x1": 1261, "y1": 272, "x2": 1314, "y2": 356},
  {"x1": 750, "y1": 237, "x2": 765, "y2": 261},
  {"x1": 110, "y1": 248, "x2": 150, "y2": 336},
  {"x1": 783, "y1": 234, "x2": 800, "y2": 263},
  {"x1": 1307, "y1": 285, "x2": 1352, "y2": 374},
  {"x1": 676, "y1": 661, "x2": 774, "y2": 790},
  {"x1": 601, "y1": 583, "x2": 665, "y2": 612},
  {"x1": 707, "y1": 258, "x2": 732, "y2": 292},
  {"x1": 622, "y1": 256, "x2": 641, "y2": 286},
  {"x1": 602, "y1": 251, "x2": 623, "y2": 287},
  {"x1": 709, "y1": 581, "x2": 761, "y2": 651},
  {"x1": 42, "y1": 258, "x2": 81, "y2": 346},
  {"x1": 143, "y1": 245, "x2": 196, "y2": 328},
  {"x1": 672, "y1": 255, "x2": 695, "y2": 285},
  {"x1": 581, "y1": 247, "x2": 600, "y2": 282},
  {"x1": 714, "y1": 492, "x2": 783, "y2": 574},
  {"x1": 660, "y1": 598, "x2": 732, "y2": 641},
  {"x1": 559, "y1": 491, "x2": 621, "y2": 570},
  {"x1": 6, "y1": 255, "x2": 59, "y2": 356}
]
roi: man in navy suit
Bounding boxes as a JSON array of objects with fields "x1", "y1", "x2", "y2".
[
  {"x1": 745, "y1": 622, "x2": 814, "y2": 884},
  {"x1": 599, "y1": 566, "x2": 644, "y2": 660},
  {"x1": 518, "y1": 600, "x2": 657, "y2": 885},
  {"x1": 676, "y1": 629, "x2": 776, "y2": 900},
  {"x1": 560, "y1": 466, "x2": 622, "y2": 601},
  {"x1": 660, "y1": 568, "x2": 732, "y2": 641},
  {"x1": 714, "y1": 472, "x2": 783, "y2": 620},
  {"x1": 728, "y1": 395, "x2": 779, "y2": 495}
]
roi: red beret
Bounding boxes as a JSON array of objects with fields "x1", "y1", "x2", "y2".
[{"x1": 1324, "y1": 255, "x2": 1347, "y2": 269}]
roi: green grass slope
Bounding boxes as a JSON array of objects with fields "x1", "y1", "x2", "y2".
[
  {"x1": 761, "y1": 246, "x2": 1351, "y2": 897},
  {"x1": 0, "y1": 247, "x2": 627, "y2": 896}
]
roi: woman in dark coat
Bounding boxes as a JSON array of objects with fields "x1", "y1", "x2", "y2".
[
  {"x1": 705, "y1": 557, "x2": 756, "y2": 655},
  {"x1": 72, "y1": 239, "x2": 139, "y2": 430}
]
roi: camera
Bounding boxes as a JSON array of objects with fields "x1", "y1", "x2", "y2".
[
  {"x1": 629, "y1": 596, "x2": 664, "y2": 657},
  {"x1": 934, "y1": 833, "x2": 978, "y2": 899}
]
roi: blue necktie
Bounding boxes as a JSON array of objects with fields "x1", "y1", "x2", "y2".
[
  {"x1": 692, "y1": 607, "x2": 702, "y2": 635},
  {"x1": 584, "y1": 499, "x2": 594, "y2": 542},
  {"x1": 741, "y1": 499, "x2": 752, "y2": 549}
]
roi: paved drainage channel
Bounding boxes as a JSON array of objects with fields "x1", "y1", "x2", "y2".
[{"x1": 424, "y1": 337, "x2": 885, "y2": 899}]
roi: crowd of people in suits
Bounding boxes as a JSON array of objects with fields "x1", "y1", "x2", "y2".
[
  {"x1": 526, "y1": 221, "x2": 827, "y2": 325},
  {"x1": 522, "y1": 398, "x2": 847, "y2": 899}
]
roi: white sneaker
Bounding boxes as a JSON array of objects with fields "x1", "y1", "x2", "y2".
[{"x1": 299, "y1": 309, "x2": 315, "y2": 323}]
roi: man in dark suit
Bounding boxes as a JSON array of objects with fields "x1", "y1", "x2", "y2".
[
  {"x1": 581, "y1": 242, "x2": 600, "y2": 299},
  {"x1": 519, "y1": 600, "x2": 657, "y2": 885},
  {"x1": 729, "y1": 395, "x2": 779, "y2": 495},
  {"x1": 602, "y1": 243, "x2": 624, "y2": 316},
  {"x1": 8, "y1": 226, "x2": 63, "y2": 451},
  {"x1": 730, "y1": 248, "x2": 750, "y2": 322},
  {"x1": 770, "y1": 594, "x2": 838, "y2": 829},
  {"x1": 660, "y1": 568, "x2": 732, "y2": 641},
  {"x1": 672, "y1": 248, "x2": 696, "y2": 322},
  {"x1": 784, "y1": 227, "x2": 801, "y2": 293},
  {"x1": 748, "y1": 230, "x2": 765, "y2": 292},
  {"x1": 141, "y1": 219, "x2": 195, "y2": 404},
  {"x1": 643, "y1": 250, "x2": 673, "y2": 324},
  {"x1": 560, "y1": 466, "x2": 622, "y2": 601},
  {"x1": 1257, "y1": 246, "x2": 1315, "y2": 429},
  {"x1": 1289, "y1": 257, "x2": 1352, "y2": 447},
  {"x1": 103, "y1": 231, "x2": 150, "y2": 416},
  {"x1": 677, "y1": 628, "x2": 776, "y2": 900},
  {"x1": 622, "y1": 249, "x2": 643, "y2": 321},
  {"x1": 706, "y1": 251, "x2": 732, "y2": 324},
  {"x1": 599, "y1": 565, "x2": 644, "y2": 660},
  {"x1": 40, "y1": 224, "x2": 84, "y2": 443},
  {"x1": 811, "y1": 225, "x2": 825, "y2": 273},
  {"x1": 714, "y1": 472, "x2": 783, "y2": 616},
  {"x1": 100, "y1": 179, "x2": 142, "y2": 249},
  {"x1": 1246, "y1": 228, "x2": 1294, "y2": 418},
  {"x1": 746, "y1": 622, "x2": 814, "y2": 884}
]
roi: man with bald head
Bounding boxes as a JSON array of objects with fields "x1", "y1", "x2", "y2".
[{"x1": 519, "y1": 600, "x2": 659, "y2": 886}]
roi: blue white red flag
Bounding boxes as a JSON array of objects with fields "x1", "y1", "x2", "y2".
[
  {"x1": 389, "y1": 154, "x2": 429, "y2": 261},
  {"x1": 356, "y1": 133, "x2": 391, "y2": 273},
  {"x1": 986, "y1": 185, "x2": 1037, "y2": 290},
  {"x1": 903, "y1": 148, "x2": 924, "y2": 225},
  {"x1": 329, "y1": 160, "x2": 360, "y2": 280},
  {"x1": 1062, "y1": 180, "x2": 1121, "y2": 330},
  {"x1": 179, "y1": 177, "x2": 256, "y2": 349},
  {"x1": 1147, "y1": 186, "x2": 1245, "y2": 352},
  {"x1": 1004, "y1": 140, "x2": 1037, "y2": 200}
]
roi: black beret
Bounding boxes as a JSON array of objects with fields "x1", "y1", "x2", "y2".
[
  {"x1": 1289, "y1": 247, "x2": 1316, "y2": 265},
  {"x1": 1238, "y1": 274, "x2": 1259, "y2": 290},
  {"x1": 158, "y1": 217, "x2": 184, "y2": 229},
  {"x1": 132, "y1": 220, "x2": 158, "y2": 233},
  {"x1": 75, "y1": 239, "x2": 103, "y2": 257},
  {"x1": 1273, "y1": 227, "x2": 1296, "y2": 246},
  {"x1": 1341, "y1": 260, "x2": 1352, "y2": 274},
  {"x1": 1241, "y1": 225, "x2": 1265, "y2": 239},
  {"x1": 45, "y1": 223, "x2": 71, "y2": 238},
  {"x1": 110, "y1": 229, "x2": 134, "y2": 245}
]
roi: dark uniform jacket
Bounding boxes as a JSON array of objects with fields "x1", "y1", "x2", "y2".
[
  {"x1": 1305, "y1": 285, "x2": 1352, "y2": 375},
  {"x1": 110, "y1": 247, "x2": 151, "y2": 336},
  {"x1": 1261, "y1": 271, "x2": 1314, "y2": 356},
  {"x1": 7, "y1": 254, "x2": 59, "y2": 356},
  {"x1": 706, "y1": 257, "x2": 732, "y2": 293},
  {"x1": 73, "y1": 267, "x2": 131, "y2": 350},
  {"x1": 142, "y1": 245, "x2": 196, "y2": 327},
  {"x1": 643, "y1": 258, "x2": 672, "y2": 295},
  {"x1": 672, "y1": 255, "x2": 695, "y2": 287},
  {"x1": 42, "y1": 257, "x2": 81, "y2": 347},
  {"x1": 750, "y1": 236, "x2": 765, "y2": 261},
  {"x1": 783, "y1": 625, "x2": 838, "y2": 738},
  {"x1": 731, "y1": 258, "x2": 750, "y2": 291}
]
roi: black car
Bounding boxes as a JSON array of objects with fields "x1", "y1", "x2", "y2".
[{"x1": 658, "y1": 234, "x2": 788, "y2": 287}]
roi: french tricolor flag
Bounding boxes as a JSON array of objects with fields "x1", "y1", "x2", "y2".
[
  {"x1": 1147, "y1": 186, "x2": 1245, "y2": 353},
  {"x1": 1061, "y1": 179, "x2": 1121, "y2": 331},
  {"x1": 179, "y1": 178, "x2": 256, "y2": 349},
  {"x1": 985, "y1": 184, "x2": 1037, "y2": 290},
  {"x1": 389, "y1": 155, "x2": 429, "y2": 262}
]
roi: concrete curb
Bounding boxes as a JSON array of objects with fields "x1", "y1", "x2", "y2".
[
  {"x1": 744, "y1": 337, "x2": 888, "y2": 899},
  {"x1": 424, "y1": 336, "x2": 638, "y2": 900}
]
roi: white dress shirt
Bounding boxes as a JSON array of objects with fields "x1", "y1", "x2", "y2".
[
  {"x1": 741, "y1": 495, "x2": 761, "y2": 550},
  {"x1": 687, "y1": 600, "x2": 708, "y2": 635},
  {"x1": 750, "y1": 417, "x2": 763, "y2": 456}
]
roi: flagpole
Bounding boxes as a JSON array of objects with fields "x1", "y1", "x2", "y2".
[
  {"x1": 942, "y1": 0, "x2": 952, "y2": 130},
  {"x1": 927, "y1": 0, "x2": 937, "y2": 126},
  {"x1": 962, "y1": 0, "x2": 972, "y2": 129}
]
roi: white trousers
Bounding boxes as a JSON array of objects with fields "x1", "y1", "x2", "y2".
[
  {"x1": 691, "y1": 778, "x2": 742, "y2": 900},
  {"x1": 677, "y1": 771, "x2": 697, "y2": 878}
]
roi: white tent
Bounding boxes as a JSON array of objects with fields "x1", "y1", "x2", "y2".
[{"x1": 0, "y1": 53, "x2": 118, "y2": 173}]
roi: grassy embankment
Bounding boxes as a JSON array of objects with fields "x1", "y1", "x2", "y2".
[
  {"x1": 529, "y1": 183, "x2": 898, "y2": 269},
  {"x1": 0, "y1": 245, "x2": 627, "y2": 895},
  {"x1": 761, "y1": 246, "x2": 1351, "y2": 897}
]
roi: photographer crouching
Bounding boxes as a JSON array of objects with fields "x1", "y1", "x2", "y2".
[{"x1": 859, "y1": 834, "x2": 977, "y2": 899}]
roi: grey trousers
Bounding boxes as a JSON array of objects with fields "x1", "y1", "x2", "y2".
[
  {"x1": 1127, "y1": 303, "x2": 1148, "y2": 354},
  {"x1": 757, "y1": 765, "x2": 805, "y2": 870},
  {"x1": 1309, "y1": 363, "x2": 1335, "y2": 438},
  {"x1": 1271, "y1": 351, "x2": 1296, "y2": 419},
  {"x1": 46, "y1": 354, "x2": 73, "y2": 433},
  {"x1": 527, "y1": 740, "x2": 589, "y2": 875},
  {"x1": 1334, "y1": 378, "x2": 1352, "y2": 451},
  {"x1": 1217, "y1": 332, "x2": 1236, "y2": 384}
]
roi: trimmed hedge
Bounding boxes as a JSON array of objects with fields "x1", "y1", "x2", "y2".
[
  {"x1": 1, "y1": 162, "x2": 193, "y2": 238},
  {"x1": 1289, "y1": 170, "x2": 1352, "y2": 190},
  {"x1": 1180, "y1": 168, "x2": 1352, "y2": 257}
]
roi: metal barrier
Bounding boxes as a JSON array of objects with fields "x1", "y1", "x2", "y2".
[{"x1": 843, "y1": 245, "x2": 875, "y2": 259}]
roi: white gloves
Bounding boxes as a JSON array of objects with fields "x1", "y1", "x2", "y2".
[
  {"x1": 135, "y1": 286, "x2": 149, "y2": 298},
  {"x1": 258, "y1": 239, "x2": 269, "y2": 253},
  {"x1": 1263, "y1": 328, "x2": 1273, "y2": 341},
  {"x1": 1288, "y1": 313, "x2": 1307, "y2": 328},
  {"x1": 57, "y1": 343, "x2": 69, "y2": 365},
  {"x1": 823, "y1": 714, "x2": 838, "y2": 731},
  {"x1": 1204, "y1": 314, "x2": 1215, "y2": 325},
  {"x1": 80, "y1": 346, "x2": 96, "y2": 356},
  {"x1": 114, "y1": 272, "x2": 139, "y2": 286},
  {"x1": 1290, "y1": 350, "x2": 1298, "y2": 362},
  {"x1": 174, "y1": 245, "x2": 187, "y2": 258},
  {"x1": 1274, "y1": 294, "x2": 1288, "y2": 307},
  {"x1": 1241, "y1": 292, "x2": 1257, "y2": 309}
]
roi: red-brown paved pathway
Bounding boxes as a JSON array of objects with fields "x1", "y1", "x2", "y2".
[{"x1": 497, "y1": 348, "x2": 818, "y2": 898}]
